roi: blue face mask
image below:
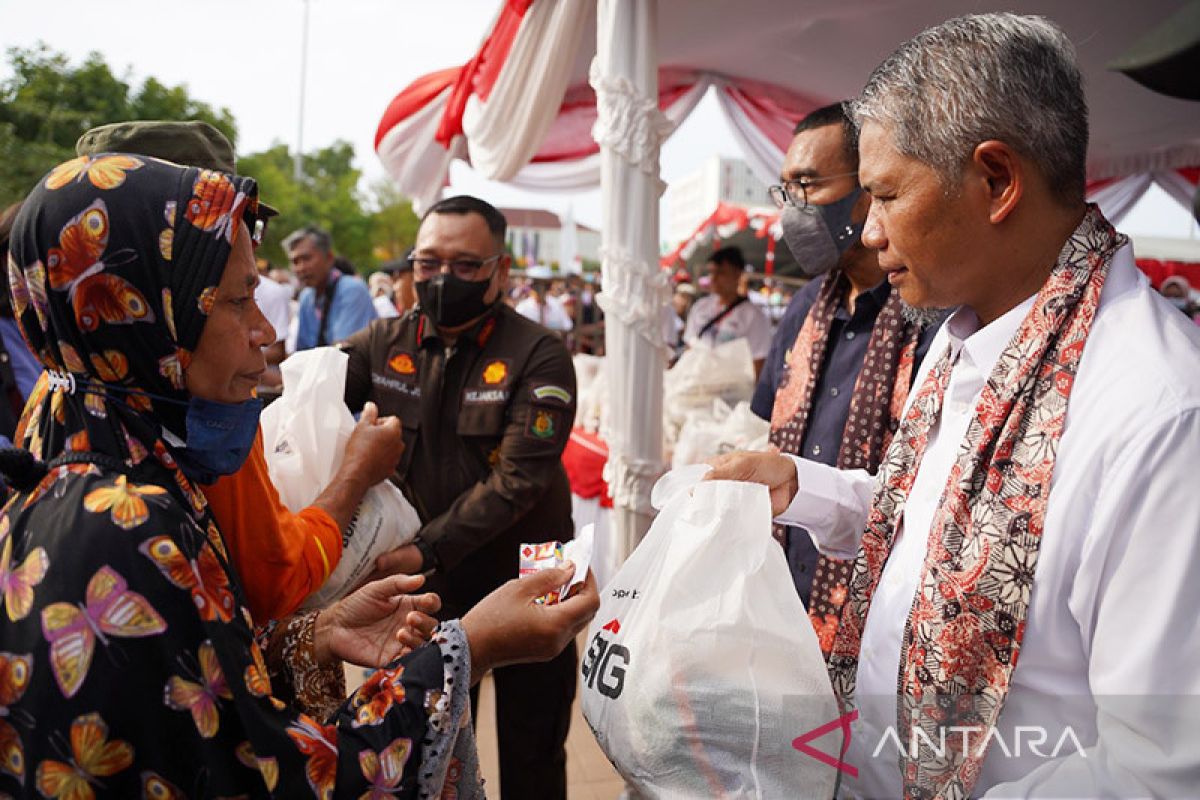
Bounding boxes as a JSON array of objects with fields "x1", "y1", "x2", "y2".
[{"x1": 170, "y1": 396, "x2": 263, "y2": 485}]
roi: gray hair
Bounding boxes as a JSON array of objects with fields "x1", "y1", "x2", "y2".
[
  {"x1": 282, "y1": 225, "x2": 333, "y2": 254},
  {"x1": 852, "y1": 13, "x2": 1088, "y2": 205}
]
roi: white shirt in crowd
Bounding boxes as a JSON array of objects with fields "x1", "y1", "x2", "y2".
[
  {"x1": 515, "y1": 294, "x2": 573, "y2": 331},
  {"x1": 683, "y1": 293, "x2": 772, "y2": 360},
  {"x1": 373, "y1": 295, "x2": 400, "y2": 319},
  {"x1": 778, "y1": 244, "x2": 1200, "y2": 798},
  {"x1": 254, "y1": 276, "x2": 292, "y2": 345}
]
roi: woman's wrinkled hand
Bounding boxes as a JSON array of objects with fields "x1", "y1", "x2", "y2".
[
  {"x1": 461, "y1": 566, "x2": 600, "y2": 684},
  {"x1": 314, "y1": 573, "x2": 441, "y2": 668},
  {"x1": 342, "y1": 401, "x2": 405, "y2": 489}
]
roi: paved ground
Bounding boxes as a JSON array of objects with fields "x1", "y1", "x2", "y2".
[{"x1": 475, "y1": 669, "x2": 625, "y2": 799}]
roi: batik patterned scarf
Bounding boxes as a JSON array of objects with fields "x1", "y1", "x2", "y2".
[
  {"x1": 828, "y1": 206, "x2": 1123, "y2": 798},
  {"x1": 768, "y1": 271, "x2": 918, "y2": 656}
]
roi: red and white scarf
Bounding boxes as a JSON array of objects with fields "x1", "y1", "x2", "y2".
[
  {"x1": 768, "y1": 272, "x2": 919, "y2": 656},
  {"x1": 828, "y1": 206, "x2": 1124, "y2": 798}
]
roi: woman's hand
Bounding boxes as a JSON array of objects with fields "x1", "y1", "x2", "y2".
[
  {"x1": 461, "y1": 565, "x2": 600, "y2": 685},
  {"x1": 312, "y1": 402, "x2": 405, "y2": 532},
  {"x1": 313, "y1": 573, "x2": 441, "y2": 668},
  {"x1": 341, "y1": 401, "x2": 405, "y2": 489}
]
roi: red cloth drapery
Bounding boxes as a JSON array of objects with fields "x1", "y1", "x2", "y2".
[
  {"x1": 561, "y1": 428, "x2": 612, "y2": 508},
  {"x1": 1137, "y1": 258, "x2": 1200, "y2": 289}
]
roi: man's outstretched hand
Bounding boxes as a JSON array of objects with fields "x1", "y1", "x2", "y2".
[{"x1": 705, "y1": 450, "x2": 799, "y2": 517}]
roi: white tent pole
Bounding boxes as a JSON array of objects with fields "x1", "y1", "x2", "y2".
[{"x1": 592, "y1": 0, "x2": 670, "y2": 556}]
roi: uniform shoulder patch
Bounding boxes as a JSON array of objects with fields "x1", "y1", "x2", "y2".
[
  {"x1": 532, "y1": 384, "x2": 572, "y2": 405},
  {"x1": 525, "y1": 407, "x2": 563, "y2": 443}
]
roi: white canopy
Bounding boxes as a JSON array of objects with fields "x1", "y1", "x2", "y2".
[
  {"x1": 375, "y1": 0, "x2": 1200, "y2": 554},
  {"x1": 377, "y1": 0, "x2": 1200, "y2": 209}
]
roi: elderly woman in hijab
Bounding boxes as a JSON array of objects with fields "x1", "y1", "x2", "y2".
[{"x1": 0, "y1": 155, "x2": 597, "y2": 798}]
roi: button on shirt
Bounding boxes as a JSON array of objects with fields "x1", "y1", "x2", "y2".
[
  {"x1": 751, "y1": 279, "x2": 939, "y2": 603},
  {"x1": 777, "y1": 245, "x2": 1200, "y2": 797}
]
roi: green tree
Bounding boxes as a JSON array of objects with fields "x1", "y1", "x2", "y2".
[
  {"x1": 238, "y1": 141, "x2": 378, "y2": 272},
  {"x1": 0, "y1": 44, "x2": 237, "y2": 206},
  {"x1": 368, "y1": 179, "x2": 420, "y2": 264}
]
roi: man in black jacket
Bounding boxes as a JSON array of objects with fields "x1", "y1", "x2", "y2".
[{"x1": 342, "y1": 195, "x2": 576, "y2": 799}]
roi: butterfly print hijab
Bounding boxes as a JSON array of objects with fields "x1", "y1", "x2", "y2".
[{"x1": 0, "y1": 156, "x2": 476, "y2": 798}]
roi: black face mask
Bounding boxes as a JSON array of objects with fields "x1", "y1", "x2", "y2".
[{"x1": 416, "y1": 272, "x2": 495, "y2": 327}]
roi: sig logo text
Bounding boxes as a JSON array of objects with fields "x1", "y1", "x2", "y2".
[{"x1": 581, "y1": 619, "x2": 629, "y2": 700}]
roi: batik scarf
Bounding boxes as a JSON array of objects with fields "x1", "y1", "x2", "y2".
[
  {"x1": 828, "y1": 206, "x2": 1123, "y2": 798},
  {"x1": 768, "y1": 271, "x2": 919, "y2": 656},
  {"x1": 9, "y1": 153, "x2": 257, "y2": 514}
]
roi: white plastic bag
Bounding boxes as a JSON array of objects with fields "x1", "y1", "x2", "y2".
[
  {"x1": 581, "y1": 466, "x2": 838, "y2": 799},
  {"x1": 671, "y1": 400, "x2": 771, "y2": 469},
  {"x1": 260, "y1": 347, "x2": 421, "y2": 609},
  {"x1": 664, "y1": 337, "x2": 756, "y2": 434}
]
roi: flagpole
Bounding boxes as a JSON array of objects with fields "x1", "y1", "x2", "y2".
[{"x1": 295, "y1": 0, "x2": 311, "y2": 181}]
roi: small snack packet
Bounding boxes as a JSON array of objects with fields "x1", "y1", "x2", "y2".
[{"x1": 519, "y1": 524, "x2": 594, "y2": 605}]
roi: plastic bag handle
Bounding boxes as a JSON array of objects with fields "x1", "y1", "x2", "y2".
[{"x1": 649, "y1": 463, "x2": 713, "y2": 510}]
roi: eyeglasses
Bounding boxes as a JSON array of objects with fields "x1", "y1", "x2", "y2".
[
  {"x1": 767, "y1": 171, "x2": 859, "y2": 208},
  {"x1": 408, "y1": 253, "x2": 503, "y2": 280}
]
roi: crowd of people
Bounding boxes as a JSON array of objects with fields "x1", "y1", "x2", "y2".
[{"x1": 0, "y1": 9, "x2": 1196, "y2": 800}]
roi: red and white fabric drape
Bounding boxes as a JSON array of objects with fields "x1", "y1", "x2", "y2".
[{"x1": 1086, "y1": 167, "x2": 1200, "y2": 225}]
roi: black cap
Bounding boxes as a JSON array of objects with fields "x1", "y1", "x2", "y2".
[{"x1": 76, "y1": 120, "x2": 279, "y2": 217}]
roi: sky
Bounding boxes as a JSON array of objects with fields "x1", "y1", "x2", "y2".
[{"x1": 2, "y1": 0, "x2": 1195, "y2": 244}]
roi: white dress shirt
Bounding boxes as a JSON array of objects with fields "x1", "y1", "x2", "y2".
[
  {"x1": 683, "y1": 293, "x2": 773, "y2": 360},
  {"x1": 778, "y1": 244, "x2": 1200, "y2": 797},
  {"x1": 515, "y1": 294, "x2": 574, "y2": 331},
  {"x1": 373, "y1": 294, "x2": 400, "y2": 319},
  {"x1": 254, "y1": 276, "x2": 293, "y2": 344}
]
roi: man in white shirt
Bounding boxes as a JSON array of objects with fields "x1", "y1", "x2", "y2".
[
  {"x1": 254, "y1": 258, "x2": 293, "y2": 387},
  {"x1": 683, "y1": 246, "x2": 772, "y2": 376},
  {"x1": 515, "y1": 267, "x2": 574, "y2": 332},
  {"x1": 709, "y1": 12, "x2": 1200, "y2": 798}
]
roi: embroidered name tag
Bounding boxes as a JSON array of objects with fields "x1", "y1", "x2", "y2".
[
  {"x1": 371, "y1": 373, "x2": 421, "y2": 397},
  {"x1": 465, "y1": 389, "x2": 509, "y2": 404}
]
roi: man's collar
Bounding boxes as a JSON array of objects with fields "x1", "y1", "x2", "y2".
[
  {"x1": 416, "y1": 303, "x2": 502, "y2": 348},
  {"x1": 312, "y1": 268, "x2": 338, "y2": 294},
  {"x1": 831, "y1": 272, "x2": 890, "y2": 319},
  {"x1": 865, "y1": 277, "x2": 893, "y2": 305},
  {"x1": 946, "y1": 293, "x2": 1037, "y2": 373}
]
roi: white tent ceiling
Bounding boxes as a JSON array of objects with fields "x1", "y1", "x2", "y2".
[{"x1": 377, "y1": 0, "x2": 1200, "y2": 208}]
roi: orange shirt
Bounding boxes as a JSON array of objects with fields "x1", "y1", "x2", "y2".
[{"x1": 203, "y1": 427, "x2": 342, "y2": 621}]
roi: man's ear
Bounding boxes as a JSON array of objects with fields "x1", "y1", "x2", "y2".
[
  {"x1": 487, "y1": 255, "x2": 512, "y2": 304},
  {"x1": 971, "y1": 140, "x2": 1022, "y2": 224}
]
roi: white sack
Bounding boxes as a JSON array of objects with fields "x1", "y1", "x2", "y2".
[
  {"x1": 260, "y1": 347, "x2": 421, "y2": 609},
  {"x1": 671, "y1": 400, "x2": 771, "y2": 469},
  {"x1": 664, "y1": 338, "x2": 756, "y2": 441}
]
